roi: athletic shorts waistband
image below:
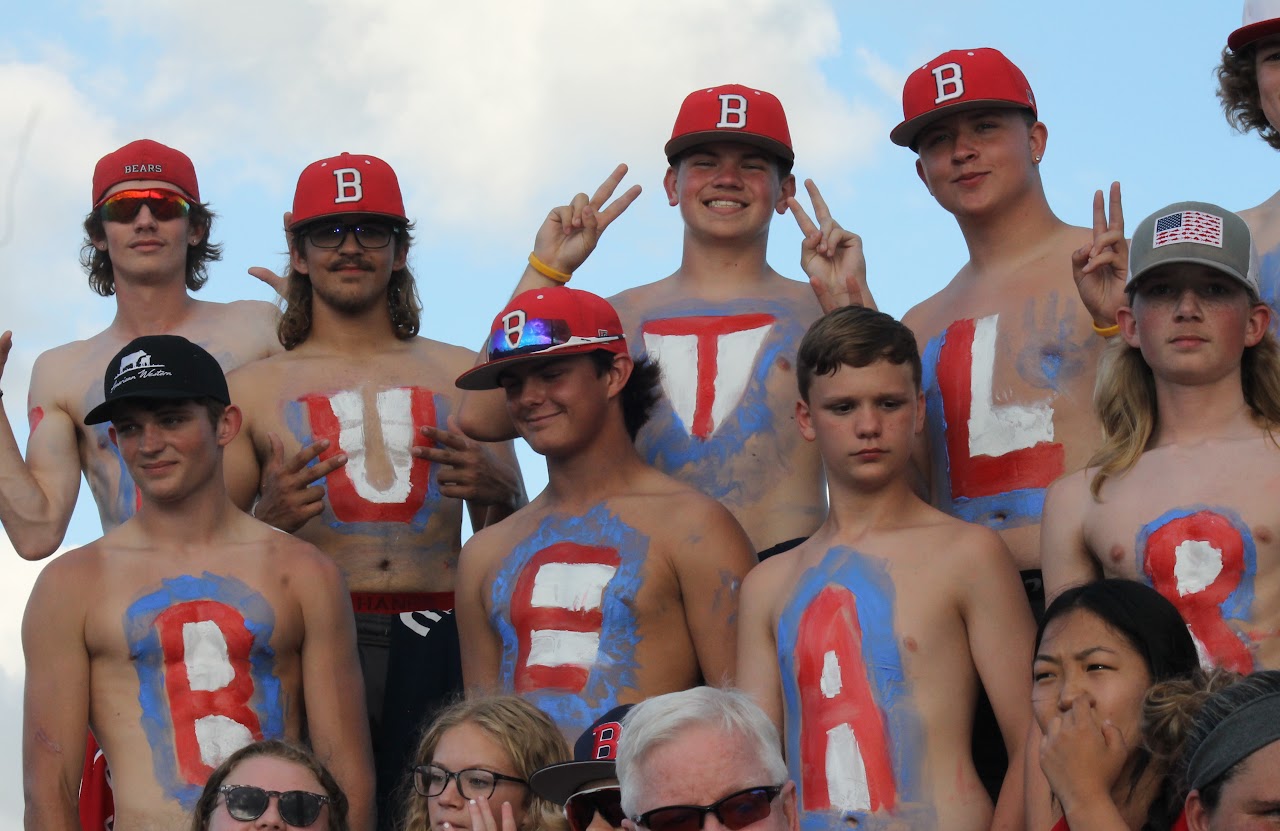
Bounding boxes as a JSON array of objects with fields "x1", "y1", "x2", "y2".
[{"x1": 351, "y1": 591, "x2": 455, "y2": 614}]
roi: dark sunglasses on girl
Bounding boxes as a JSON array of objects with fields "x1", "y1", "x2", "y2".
[
  {"x1": 564, "y1": 785, "x2": 625, "y2": 831},
  {"x1": 98, "y1": 188, "x2": 192, "y2": 223},
  {"x1": 219, "y1": 784, "x2": 330, "y2": 827},
  {"x1": 632, "y1": 785, "x2": 783, "y2": 831}
]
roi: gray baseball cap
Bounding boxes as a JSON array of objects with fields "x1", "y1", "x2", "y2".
[{"x1": 1127, "y1": 201, "x2": 1260, "y2": 299}]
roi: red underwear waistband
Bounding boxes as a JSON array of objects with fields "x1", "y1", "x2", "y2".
[{"x1": 351, "y1": 591, "x2": 455, "y2": 614}]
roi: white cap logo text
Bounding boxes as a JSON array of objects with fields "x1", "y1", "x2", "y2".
[
  {"x1": 333, "y1": 168, "x2": 362, "y2": 204},
  {"x1": 931, "y1": 63, "x2": 964, "y2": 104},
  {"x1": 717, "y1": 94, "x2": 748, "y2": 129}
]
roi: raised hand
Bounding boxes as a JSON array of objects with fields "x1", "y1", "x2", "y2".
[
  {"x1": 253, "y1": 432, "x2": 347, "y2": 532},
  {"x1": 1071, "y1": 182, "x2": 1128, "y2": 329},
  {"x1": 0, "y1": 330, "x2": 11, "y2": 385},
  {"x1": 532, "y1": 164, "x2": 642, "y2": 277},
  {"x1": 248, "y1": 211, "x2": 295, "y2": 298},
  {"x1": 416, "y1": 416, "x2": 519, "y2": 509},
  {"x1": 788, "y1": 179, "x2": 875, "y2": 313}
]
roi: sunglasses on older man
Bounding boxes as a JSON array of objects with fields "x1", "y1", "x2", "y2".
[
  {"x1": 98, "y1": 188, "x2": 192, "y2": 223},
  {"x1": 564, "y1": 786, "x2": 625, "y2": 831},
  {"x1": 219, "y1": 785, "x2": 330, "y2": 827},
  {"x1": 632, "y1": 785, "x2": 784, "y2": 831}
]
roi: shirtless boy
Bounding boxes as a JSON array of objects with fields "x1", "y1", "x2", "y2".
[
  {"x1": 224, "y1": 152, "x2": 521, "y2": 826},
  {"x1": 1041, "y1": 200, "x2": 1280, "y2": 673},
  {"x1": 1218, "y1": 0, "x2": 1280, "y2": 308},
  {"x1": 453, "y1": 286, "x2": 757, "y2": 737},
  {"x1": 0, "y1": 138, "x2": 279, "y2": 560},
  {"x1": 892, "y1": 49, "x2": 1105, "y2": 607},
  {"x1": 737, "y1": 306, "x2": 1033, "y2": 831},
  {"x1": 22, "y1": 335, "x2": 373, "y2": 831},
  {"x1": 460, "y1": 85, "x2": 836, "y2": 557}
]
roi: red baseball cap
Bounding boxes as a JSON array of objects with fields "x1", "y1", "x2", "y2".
[
  {"x1": 1229, "y1": 0, "x2": 1280, "y2": 51},
  {"x1": 890, "y1": 48, "x2": 1037, "y2": 149},
  {"x1": 289, "y1": 152, "x2": 407, "y2": 230},
  {"x1": 455, "y1": 287, "x2": 628, "y2": 390},
  {"x1": 92, "y1": 139, "x2": 200, "y2": 207},
  {"x1": 664, "y1": 84, "x2": 794, "y2": 164}
]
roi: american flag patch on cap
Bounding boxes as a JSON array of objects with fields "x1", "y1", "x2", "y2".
[{"x1": 1153, "y1": 210, "x2": 1224, "y2": 249}]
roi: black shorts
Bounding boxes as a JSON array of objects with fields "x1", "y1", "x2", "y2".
[{"x1": 353, "y1": 592, "x2": 463, "y2": 831}]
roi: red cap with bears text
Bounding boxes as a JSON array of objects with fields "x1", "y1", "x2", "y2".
[
  {"x1": 664, "y1": 84, "x2": 794, "y2": 164},
  {"x1": 289, "y1": 152, "x2": 408, "y2": 230},
  {"x1": 92, "y1": 140, "x2": 200, "y2": 207},
  {"x1": 890, "y1": 48, "x2": 1036, "y2": 150}
]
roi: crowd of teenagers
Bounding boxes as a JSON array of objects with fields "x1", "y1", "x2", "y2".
[{"x1": 13, "y1": 2, "x2": 1280, "y2": 830}]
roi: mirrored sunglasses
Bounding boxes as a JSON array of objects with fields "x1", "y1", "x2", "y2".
[
  {"x1": 98, "y1": 188, "x2": 191, "y2": 223},
  {"x1": 302, "y1": 222, "x2": 394, "y2": 249},
  {"x1": 633, "y1": 785, "x2": 783, "y2": 831},
  {"x1": 488, "y1": 316, "x2": 622, "y2": 358},
  {"x1": 565, "y1": 786, "x2": 625, "y2": 831},
  {"x1": 219, "y1": 784, "x2": 330, "y2": 827}
]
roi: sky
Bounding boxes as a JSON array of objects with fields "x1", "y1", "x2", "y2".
[{"x1": 0, "y1": 0, "x2": 1274, "y2": 827}]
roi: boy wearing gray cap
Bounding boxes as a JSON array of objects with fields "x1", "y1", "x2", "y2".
[{"x1": 1042, "y1": 200, "x2": 1280, "y2": 674}]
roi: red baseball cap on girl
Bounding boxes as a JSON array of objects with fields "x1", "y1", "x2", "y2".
[
  {"x1": 92, "y1": 139, "x2": 200, "y2": 207},
  {"x1": 664, "y1": 84, "x2": 794, "y2": 164},
  {"x1": 455, "y1": 287, "x2": 628, "y2": 390},
  {"x1": 890, "y1": 48, "x2": 1036, "y2": 149},
  {"x1": 288, "y1": 152, "x2": 408, "y2": 230}
]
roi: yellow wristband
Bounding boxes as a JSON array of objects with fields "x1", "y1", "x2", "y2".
[
  {"x1": 1092, "y1": 321, "x2": 1121, "y2": 338},
  {"x1": 528, "y1": 253, "x2": 571, "y2": 284}
]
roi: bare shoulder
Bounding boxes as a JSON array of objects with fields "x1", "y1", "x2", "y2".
[
  {"x1": 1045, "y1": 466, "x2": 1092, "y2": 506},
  {"x1": 406, "y1": 336, "x2": 479, "y2": 378},
  {"x1": 902, "y1": 287, "x2": 956, "y2": 342},
  {"x1": 26, "y1": 538, "x2": 106, "y2": 605}
]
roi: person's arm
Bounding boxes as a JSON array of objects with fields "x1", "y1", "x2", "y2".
[
  {"x1": 456, "y1": 532, "x2": 504, "y2": 694},
  {"x1": 960, "y1": 531, "x2": 1035, "y2": 831},
  {"x1": 416, "y1": 418, "x2": 526, "y2": 530},
  {"x1": 1040, "y1": 474, "x2": 1101, "y2": 605},
  {"x1": 0, "y1": 340, "x2": 84, "y2": 560},
  {"x1": 735, "y1": 561, "x2": 785, "y2": 732},
  {"x1": 295, "y1": 545, "x2": 376, "y2": 831},
  {"x1": 1071, "y1": 182, "x2": 1128, "y2": 331},
  {"x1": 457, "y1": 166, "x2": 641, "y2": 442},
  {"x1": 787, "y1": 179, "x2": 876, "y2": 313},
  {"x1": 22, "y1": 556, "x2": 89, "y2": 831},
  {"x1": 672, "y1": 502, "x2": 757, "y2": 687}
]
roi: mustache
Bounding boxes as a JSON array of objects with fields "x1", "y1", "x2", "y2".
[{"x1": 333, "y1": 256, "x2": 375, "y2": 270}]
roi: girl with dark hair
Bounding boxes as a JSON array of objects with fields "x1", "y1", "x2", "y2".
[
  {"x1": 190, "y1": 739, "x2": 350, "y2": 831},
  {"x1": 1031, "y1": 579, "x2": 1200, "y2": 831}
]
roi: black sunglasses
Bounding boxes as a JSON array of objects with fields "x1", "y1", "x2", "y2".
[
  {"x1": 632, "y1": 785, "x2": 783, "y2": 831},
  {"x1": 219, "y1": 784, "x2": 330, "y2": 827},
  {"x1": 565, "y1": 786, "x2": 625, "y2": 831},
  {"x1": 302, "y1": 221, "x2": 395, "y2": 249}
]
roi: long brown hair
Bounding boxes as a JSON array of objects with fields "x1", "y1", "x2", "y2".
[
  {"x1": 80, "y1": 202, "x2": 222, "y2": 296},
  {"x1": 277, "y1": 223, "x2": 421, "y2": 349}
]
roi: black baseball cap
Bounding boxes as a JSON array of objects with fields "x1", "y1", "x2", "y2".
[
  {"x1": 529, "y1": 704, "x2": 632, "y2": 805},
  {"x1": 84, "y1": 335, "x2": 230, "y2": 425}
]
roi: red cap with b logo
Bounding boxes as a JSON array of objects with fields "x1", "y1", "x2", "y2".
[
  {"x1": 890, "y1": 48, "x2": 1036, "y2": 150},
  {"x1": 664, "y1": 84, "x2": 794, "y2": 163},
  {"x1": 289, "y1": 152, "x2": 408, "y2": 229}
]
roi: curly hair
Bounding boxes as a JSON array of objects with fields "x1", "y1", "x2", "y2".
[
  {"x1": 277, "y1": 222, "x2": 420, "y2": 350},
  {"x1": 400, "y1": 696, "x2": 570, "y2": 831},
  {"x1": 189, "y1": 739, "x2": 350, "y2": 831},
  {"x1": 80, "y1": 201, "x2": 223, "y2": 296},
  {"x1": 1217, "y1": 45, "x2": 1280, "y2": 150},
  {"x1": 589, "y1": 352, "x2": 662, "y2": 440}
]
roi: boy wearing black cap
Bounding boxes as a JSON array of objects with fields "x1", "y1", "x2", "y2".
[
  {"x1": 21, "y1": 335, "x2": 374, "y2": 831},
  {"x1": 223, "y1": 151, "x2": 523, "y2": 828},
  {"x1": 530, "y1": 705, "x2": 630, "y2": 831},
  {"x1": 454, "y1": 286, "x2": 756, "y2": 739},
  {"x1": 1043, "y1": 201, "x2": 1280, "y2": 675},
  {"x1": 460, "y1": 85, "x2": 867, "y2": 559},
  {"x1": 0, "y1": 139, "x2": 280, "y2": 561},
  {"x1": 892, "y1": 49, "x2": 1105, "y2": 611}
]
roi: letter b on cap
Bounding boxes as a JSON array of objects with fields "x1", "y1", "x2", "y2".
[
  {"x1": 333, "y1": 168, "x2": 362, "y2": 204},
  {"x1": 717, "y1": 94, "x2": 748, "y2": 129},
  {"x1": 931, "y1": 63, "x2": 964, "y2": 104}
]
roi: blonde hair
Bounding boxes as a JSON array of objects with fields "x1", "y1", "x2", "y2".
[
  {"x1": 400, "y1": 697, "x2": 569, "y2": 831},
  {"x1": 1088, "y1": 327, "x2": 1280, "y2": 499}
]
